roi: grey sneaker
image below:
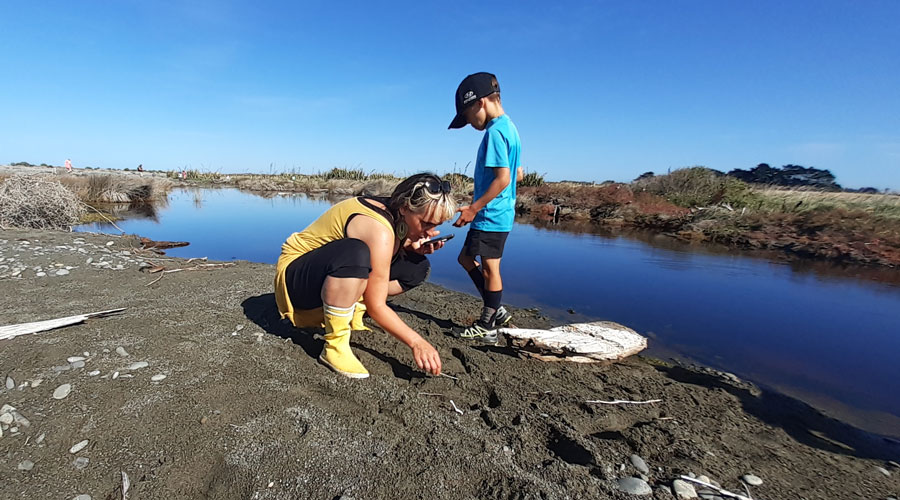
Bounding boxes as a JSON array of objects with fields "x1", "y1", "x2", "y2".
[
  {"x1": 494, "y1": 306, "x2": 512, "y2": 326},
  {"x1": 453, "y1": 320, "x2": 499, "y2": 345}
]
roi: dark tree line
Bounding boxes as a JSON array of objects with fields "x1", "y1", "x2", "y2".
[{"x1": 727, "y1": 163, "x2": 842, "y2": 191}]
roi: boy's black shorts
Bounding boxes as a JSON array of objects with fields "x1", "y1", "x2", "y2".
[{"x1": 461, "y1": 229, "x2": 509, "y2": 259}]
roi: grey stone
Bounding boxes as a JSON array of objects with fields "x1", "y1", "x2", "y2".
[
  {"x1": 151, "y1": 374, "x2": 166, "y2": 382},
  {"x1": 5, "y1": 376, "x2": 13, "y2": 390},
  {"x1": 742, "y1": 474, "x2": 763, "y2": 486},
  {"x1": 67, "y1": 356, "x2": 85, "y2": 363},
  {"x1": 73, "y1": 457, "x2": 90, "y2": 469},
  {"x1": 876, "y1": 466, "x2": 891, "y2": 477},
  {"x1": 72, "y1": 495, "x2": 92, "y2": 500},
  {"x1": 69, "y1": 440, "x2": 89, "y2": 454},
  {"x1": 53, "y1": 383, "x2": 72, "y2": 399},
  {"x1": 70, "y1": 360, "x2": 85, "y2": 369},
  {"x1": 17, "y1": 460, "x2": 34, "y2": 471},
  {"x1": 672, "y1": 479, "x2": 698, "y2": 499},
  {"x1": 0, "y1": 413, "x2": 12, "y2": 425},
  {"x1": 630, "y1": 454, "x2": 649, "y2": 474},
  {"x1": 116, "y1": 347, "x2": 130, "y2": 357},
  {"x1": 617, "y1": 477, "x2": 652, "y2": 496},
  {"x1": 126, "y1": 361, "x2": 149, "y2": 370},
  {"x1": 55, "y1": 269, "x2": 70, "y2": 276}
]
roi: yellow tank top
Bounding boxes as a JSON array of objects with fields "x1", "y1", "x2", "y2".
[{"x1": 274, "y1": 197, "x2": 394, "y2": 322}]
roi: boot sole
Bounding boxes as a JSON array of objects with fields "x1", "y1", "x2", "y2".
[{"x1": 318, "y1": 355, "x2": 370, "y2": 379}]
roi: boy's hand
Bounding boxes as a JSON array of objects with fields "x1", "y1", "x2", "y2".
[
  {"x1": 410, "y1": 339, "x2": 442, "y2": 375},
  {"x1": 453, "y1": 205, "x2": 478, "y2": 227}
]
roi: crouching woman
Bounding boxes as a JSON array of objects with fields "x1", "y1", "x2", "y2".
[{"x1": 274, "y1": 173, "x2": 456, "y2": 379}]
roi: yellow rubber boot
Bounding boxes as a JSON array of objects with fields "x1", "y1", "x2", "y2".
[
  {"x1": 319, "y1": 303, "x2": 369, "y2": 379},
  {"x1": 350, "y1": 298, "x2": 371, "y2": 331}
]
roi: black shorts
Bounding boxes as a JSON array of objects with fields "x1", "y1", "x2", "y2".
[
  {"x1": 461, "y1": 229, "x2": 509, "y2": 259},
  {"x1": 284, "y1": 238, "x2": 431, "y2": 310}
]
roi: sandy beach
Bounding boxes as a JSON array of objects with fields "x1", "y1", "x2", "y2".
[{"x1": 1, "y1": 227, "x2": 898, "y2": 499}]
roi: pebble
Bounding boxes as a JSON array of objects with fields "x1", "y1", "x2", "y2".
[
  {"x1": 151, "y1": 374, "x2": 167, "y2": 382},
  {"x1": 617, "y1": 477, "x2": 652, "y2": 495},
  {"x1": 88, "y1": 370, "x2": 101, "y2": 376},
  {"x1": 630, "y1": 454, "x2": 649, "y2": 474},
  {"x1": 35, "y1": 433, "x2": 45, "y2": 444},
  {"x1": 53, "y1": 383, "x2": 72, "y2": 399},
  {"x1": 5, "y1": 376, "x2": 14, "y2": 390},
  {"x1": 126, "y1": 361, "x2": 149, "y2": 370},
  {"x1": 70, "y1": 360, "x2": 86, "y2": 369},
  {"x1": 115, "y1": 347, "x2": 130, "y2": 357},
  {"x1": 67, "y1": 356, "x2": 86, "y2": 363},
  {"x1": 36, "y1": 272, "x2": 46, "y2": 277},
  {"x1": 742, "y1": 474, "x2": 763, "y2": 486},
  {"x1": 876, "y1": 466, "x2": 891, "y2": 477},
  {"x1": 31, "y1": 378, "x2": 42, "y2": 387},
  {"x1": 0, "y1": 413, "x2": 13, "y2": 424},
  {"x1": 18, "y1": 460, "x2": 34, "y2": 471},
  {"x1": 73, "y1": 457, "x2": 90, "y2": 469},
  {"x1": 106, "y1": 241, "x2": 114, "y2": 246},
  {"x1": 52, "y1": 365, "x2": 72, "y2": 372},
  {"x1": 112, "y1": 371, "x2": 119, "y2": 379},
  {"x1": 69, "y1": 440, "x2": 89, "y2": 454},
  {"x1": 55, "y1": 269, "x2": 70, "y2": 276},
  {"x1": 72, "y1": 495, "x2": 92, "y2": 500},
  {"x1": 672, "y1": 479, "x2": 698, "y2": 499}
]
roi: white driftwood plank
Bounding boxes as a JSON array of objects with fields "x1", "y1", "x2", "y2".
[
  {"x1": 0, "y1": 308, "x2": 126, "y2": 340},
  {"x1": 500, "y1": 321, "x2": 646, "y2": 362}
]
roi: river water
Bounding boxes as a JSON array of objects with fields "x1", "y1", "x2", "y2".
[{"x1": 77, "y1": 188, "x2": 900, "y2": 437}]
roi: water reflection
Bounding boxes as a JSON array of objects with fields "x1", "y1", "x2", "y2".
[{"x1": 75, "y1": 188, "x2": 900, "y2": 437}]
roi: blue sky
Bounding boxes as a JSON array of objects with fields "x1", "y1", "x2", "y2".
[{"x1": 2, "y1": 1, "x2": 898, "y2": 189}]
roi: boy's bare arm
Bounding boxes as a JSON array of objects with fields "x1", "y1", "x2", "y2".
[
  {"x1": 516, "y1": 166, "x2": 523, "y2": 183},
  {"x1": 453, "y1": 167, "x2": 510, "y2": 227}
]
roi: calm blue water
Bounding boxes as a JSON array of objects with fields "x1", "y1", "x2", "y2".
[{"x1": 78, "y1": 188, "x2": 900, "y2": 434}]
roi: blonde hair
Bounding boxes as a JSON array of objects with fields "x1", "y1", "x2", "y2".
[{"x1": 389, "y1": 173, "x2": 457, "y2": 222}]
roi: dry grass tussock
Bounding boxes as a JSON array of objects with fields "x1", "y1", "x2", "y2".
[
  {"x1": 236, "y1": 176, "x2": 398, "y2": 197},
  {"x1": 0, "y1": 175, "x2": 86, "y2": 229},
  {"x1": 58, "y1": 174, "x2": 173, "y2": 203},
  {"x1": 755, "y1": 188, "x2": 900, "y2": 219}
]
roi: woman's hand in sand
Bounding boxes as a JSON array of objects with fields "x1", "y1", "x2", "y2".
[{"x1": 410, "y1": 339, "x2": 442, "y2": 375}]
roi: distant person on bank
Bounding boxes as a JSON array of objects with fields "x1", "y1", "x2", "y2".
[{"x1": 274, "y1": 173, "x2": 456, "y2": 378}]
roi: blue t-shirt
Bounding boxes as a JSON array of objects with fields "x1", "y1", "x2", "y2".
[{"x1": 472, "y1": 114, "x2": 521, "y2": 232}]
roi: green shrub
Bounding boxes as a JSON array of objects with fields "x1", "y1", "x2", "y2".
[
  {"x1": 633, "y1": 166, "x2": 760, "y2": 208},
  {"x1": 518, "y1": 170, "x2": 545, "y2": 187},
  {"x1": 319, "y1": 167, "x2": 367, "y2": 180}
]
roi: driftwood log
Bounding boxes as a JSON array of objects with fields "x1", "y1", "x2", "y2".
[
  {"x1": 500, "y1": 321, "x2": 647, "y2": 363},
  {"x1": 0, "y1": 308, "x2": 126, "y2": 341},
  {"x1": 139, "y1": 237, "x2": 189, "y2": 252}
]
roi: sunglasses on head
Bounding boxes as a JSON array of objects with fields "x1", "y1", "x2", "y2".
[{"x1": 418, "y1": 179, "x2": 452, "y2": 196}]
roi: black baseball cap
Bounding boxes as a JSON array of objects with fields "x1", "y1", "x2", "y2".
[{"x1": 448, "y1": 72, "x2": 500, "y2": 129}]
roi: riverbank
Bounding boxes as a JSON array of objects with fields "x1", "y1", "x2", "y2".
[
  {"x1": 1, "y1": 228, "x2": 898, "y2": 499},
  {"x1": 4, "y1": 163, "x2": 897, "y2": 268}
]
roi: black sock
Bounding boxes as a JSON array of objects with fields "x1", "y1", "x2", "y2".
[
  {"x1": 467, "y1": 267, "x2": 486, "y2": 299},
  {"x1": 484, "y1": 289, "x2": 502, "y2": 311}
]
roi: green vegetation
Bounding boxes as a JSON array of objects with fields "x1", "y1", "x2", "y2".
[
  {"x1": 518, "y1": 170, "x2": 545, "y2": 187},
  {"x1": 633, "y1": 167, "x2": 761, "y2": 209}
]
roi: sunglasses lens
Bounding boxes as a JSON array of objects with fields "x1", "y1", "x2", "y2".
[{"x1": 441, "y1": 181, "x2": 451, "y2": 193}]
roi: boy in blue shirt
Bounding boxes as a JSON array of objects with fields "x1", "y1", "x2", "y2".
[{"x1": 448, "y1": 72, "x2": 522, "y2": 344}]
